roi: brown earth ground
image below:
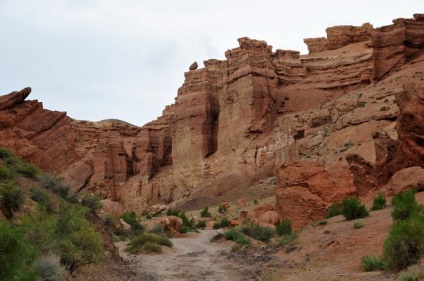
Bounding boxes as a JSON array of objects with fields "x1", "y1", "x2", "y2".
[{"x1": 71, "y1": 192, "x2": 424, "y2": 281}]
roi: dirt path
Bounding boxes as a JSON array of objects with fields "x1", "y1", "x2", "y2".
[{"x1": 116, "y1": 230, "x2": 245, "y2": 281}]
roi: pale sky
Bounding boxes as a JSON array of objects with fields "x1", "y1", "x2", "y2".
[{"x1": 1, "y1": 1, "x2": 422, "y2": 126}]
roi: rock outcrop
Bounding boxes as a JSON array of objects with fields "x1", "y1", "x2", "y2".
[{"x1": 1, "y1": 14, "x2": 424, "y2": 228}]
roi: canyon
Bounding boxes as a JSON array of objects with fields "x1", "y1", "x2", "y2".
[{"x1": 1, "y1": 13, "x2": 424, "y2": 228}]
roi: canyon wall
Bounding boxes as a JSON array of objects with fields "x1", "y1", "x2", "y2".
[{"x1": 1, "y1": 14, "x2": 424, "y2": 227}]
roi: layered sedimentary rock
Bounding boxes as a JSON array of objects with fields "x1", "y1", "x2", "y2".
[
  {"x1": 1, "y1": 14, "x2": 424, "y2": 224},
  {"x1": 372, "y1": 14, "x2": 424, "y2": 81}
]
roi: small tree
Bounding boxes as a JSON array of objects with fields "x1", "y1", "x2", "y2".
[
  {"x1": 326, "y1": 202, "x2": 343, "y2": 218},
  {"x1": 391, "y1": 190, "x2": 421, "y2": 221},
  {"x1": 200, "y1": 206, "x2": 211, "y2": 218}
]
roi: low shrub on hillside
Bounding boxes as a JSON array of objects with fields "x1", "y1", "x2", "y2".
[
  {"x1": 240, "y1": 221, "x2": 274, "y2": 242},
  {"x1": 200, "y1": 206, "x2": 211, "y2": 218},
  {"x1": 0, "y1": 182, "x2": 24, "y2": 219},
  {"x1": 81, "y1": 193, "x2": 102, "y2": 213},
  {"x1": 40, "y1": 173, "x2": 70, "y2": 198},
  {"x1": 213, "y1": 218, "x2": 230, "y2": 229},
  {"x1": 326, "y1": 202, "x2": 343, "y2": 218},
  {"x1": 276, "y1": 219, "x2": 292, "y2": 236},
  {"x1": 360, "y1": 255, "x2": 386, "y2": 271},
  {"x1": 371, "y1": 192, "x2": 387, "y2": 211},
  {"x1": 0, "y1": 147, "x2": 40, "y2": 179},
  {"x1": 125, "y1": 233, "x2": 173, "y2": 254},
  {"x1": 391, "y1": 190, "x2": 422, "y2": 221},
  {"x1": 341, "y1": 197, "x2": 369, "y2": 221}
]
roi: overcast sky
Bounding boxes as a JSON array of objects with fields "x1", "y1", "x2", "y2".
[{"x1": 0, "y1": 1, "x2": 422, "y2": 126}]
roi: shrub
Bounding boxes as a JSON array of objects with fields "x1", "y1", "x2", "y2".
[
  {"x1": 15, "y1": 162, "x2": 40, "y2": 179},
  {"x1": 241, "y1": 221, "x2": 274, "y2": 242},
  {"x1": 200, "y1": 206, "x2": 211, "y2": 218},
  {"x1": 318, "y1": 220, "x2": 328, "y2": 225},
  {"x1": 326, "y1": 202, "x2": 343, "y2": 218},
  {"x1": 196, "y1": 220, "x2": 206, "y2": 229},
  {"x1": 30, "y1": 186, "x2": 50, "y2": 204},
  {"x1": 397, "y1": 266, "x2": 423, "y2": 281},
  {"x1": 121, "y1": 211, "x2": 138, "y2": 225},
  {"x1": 392, "y1": 191, "x2": 422, "y2": 221},
  {"x1": 277, "y1": 233, "x2": 298, "y2": 247},
  {"x1": 383, "y1": 216, "x2": 424, "y2": 271},
  {"x1": 0, "y1": 221, "x2": 38, "y2": 281},
  {"x1": 0, "y1": 165, "x2": 12, "y2": 180},
  {"x1": 353, "y1": 220, "x2": 364, "y2": 229},
  {"x1": 276, "y1": 219, "x2": 292, "y2": 236},
  {"x1": 210, "y1": 232, "x2": 224, "y2": 242},
  {"x1": 218, "y1": 205, "x2": 227, "y2": 213},
  {"x1": 341, "y1": 197, "x2": 369, "y2": 221},
  {"x1": 213, "y1": 217, "x2": 231, "y2": 229},
  {"x1": 371, "y1": 192, "x2": 387, "y2": 211},
  {"x1": 224, "y1": 228, "x2": 250, "y2": 245},
  {"x1": 40, "y1": 173, "x2": 70, "y2": 198},
  {"x1": 0, "y1": 147, "x2": 13, "y2": 160},
  {"x1": 148, "y1": 224, "x2": 166, "y2": 236},
  {"x1": 166, "y1": 208, "x2": 180, "y2": 216},
  {"x1": 125, "y1": 233, "x2": 173, "y2": 254},
  {"x1": 0, "y1": 182, "x2": 24, "y2": 218},
  {"x1": 37, "y1": 253, "x2": 65, "y2": 281},
  {"x1": 360, "y1": 255, "x2": 386, "y2": 271},
  {"x1": 81, "y1": 194, "x2": 102, "y2": 213}
]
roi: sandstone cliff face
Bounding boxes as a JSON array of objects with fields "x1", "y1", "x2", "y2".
[{"x1": 1, "y1": 14, "x2": 424, "y2": 227}]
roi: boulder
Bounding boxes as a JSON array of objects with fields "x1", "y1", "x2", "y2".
[{"x1": 160, "y1": 216, "x2": 183, "y2": 236}]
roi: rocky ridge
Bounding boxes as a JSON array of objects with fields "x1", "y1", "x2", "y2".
[{"x1": 1, "y1": 14, "x2": 424, "y2": 227}]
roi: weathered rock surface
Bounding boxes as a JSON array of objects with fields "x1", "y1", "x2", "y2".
[{"x1": 1, "y1": 14, "x2": 424, "y2": 228}]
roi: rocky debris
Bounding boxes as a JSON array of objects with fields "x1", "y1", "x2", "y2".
[
  {"x1": 384, "y1": 166, "x2": 424, "y2": 195},
  {"x1": 145, "y1": 204, "x2": 168, "y2": 215},
  {"x1": 189, "y1": 61, "x2": 198, "y2": 70},
  {"x1": 160, "y1": 216, "x2": 183, "y2": 236}
]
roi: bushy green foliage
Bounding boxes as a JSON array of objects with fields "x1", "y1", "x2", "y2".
[
  {"x1": 81, "y1": 194, "x2": 102, "y2": 213},
  {"x1": 218, "y1": 205, "x2": 228, "y2": 213},
  {"x1": 326, "y1": 202, "x2": 343, "y2": 218},
  {"x1": 0, "y1": 165, "x2": 12, "y2": 180},
  {"x1": 371, "y1": 192, "x2": 387, "y2": 211},
  {"x1": 121, "y1": 211, "x2": 138, "y2": 225},
  {"x1": 37, "y1": 253, "x2": 65, "y2": 281},
  {"x1": 200, "y1": 206, "x2": 211, "y2": 218},
  {"x1": 213, "y1": 217, "x2": 231, "y2": 229},
  {"x1": 341, "y1": 197, "x2": 369, "y2": 221},
  {"x1": 30, "y1": 186, "x2": 51, "y2": 210},
  {"x1": 40, "y1": 173, "x2": 70, "y2": 198},
  {"x1": 0, "y1": 147, "x2": 13, "y2": 160},
  {"x1": 391, "y1": 191, "x2": 422, "y2": 221},
  {"x1": 125, "y1": 233, "x2": 173, "y2": 254},
  {"x1": 0, "y1": 221, "x2": 38, "y2": 281},
  {"x1": 196, "y1": 220, "x2": 206, "y2": 229},
  {"x1": 224, "y1": 228, "x2": 250, "y2": 245},
  {"x1": 360, "y1": 255, "x2": 386, "y2": 271},
  {"x1": 240, "y1": 221, "x2": 274, "y2": 242},
  {"x1": 0, "y1": 182, "x2": 24, "y2": 218},
  {"x1": 384, "y1": 215, "x2": 424, "y2": 271},
  {"x1": 120, "y1": 211, "x2": 145, "y2": 236},
  {"x1": 166, "y1": 208, "x2": 180, "y2": 216},
  {"x1": 276, "y1": 219, "x2": 292, "y2": 236},
  {"x1": 277, "y1": 233, "x2": 298, "y2": 247},
  {"x1": 0, "y1": 147, "x2": 40, "y2": 179}
]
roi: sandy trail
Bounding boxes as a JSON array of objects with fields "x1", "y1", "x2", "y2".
[{"x1": 117, "y1": 230, "x2": 244, "y2": 281}]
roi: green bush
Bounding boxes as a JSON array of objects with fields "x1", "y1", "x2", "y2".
[
  {"x1": 0, "y1": 221, "x2": 38, "y2": 281},
  {"x1": 371, "y1": 192, "x2": 387, "y2": 211},
  {"x1": 15, "y1": 162, "x2": 40, "y2": 179},
  {"x1": 196, "y1": 220, "x2": 206, "y2": 229},
  {"x1": 341, "y1": 197, "x2": 369, "y2": 221},
  {"x1": 218, "y1": 205, "x2": 227, "y2": 213},
  {"x1": 276, "y1": 219, "x2": 292, "y2": 236},
  {"x1": 125, "y1": 233, "x2": 173, "y2": 254},
  {"x1": 240, "y1": 221, "x2": 274, "y2": 242},
  {"x1": 200, "y1": 206, "x2": 211, "y2": 218},
  {"x1": 148, "y1": 224, "x2": 166, "y2": 236},
  {"x1": 213, "y1": 217, "x2": 231, "y2": 229},
  {"x1": 166, "y1": 208, "x2": 180, "y2": 216},
  {"x1": 121, "y1": 211, "x2": 138, "y2": 225},
  {"x1": 277, "y1": 233, "x2": 298, "y2": 247},
  {"x1": 392, "y1": 191, "x2": 422, "y2": 221},
  {"x1": 0, "y1": 182, "x2": 24, "y2": 218},
  {"x1": 0, "y1": 147, "x2": 13, "y2": 160},
  {"x1": 40, "y1": 173, "x2": 70, "y2": 198},
  {"x1": 30, "y1": 186, "x2": 50, "y2": 204},
  {"x1": 326, "y1": 202, "x2": 343, "y2": 218},
  {"x1": 81, "y1": 194, "x2": 102, "y2": 213},
  {"x1": 0, "y1": 165, "x2": 12, "y2": 180},
  {"x1": 318, "y1": 220, "x2": 328, "y2": 225},
  {"x1": 383, "y1": 216, "x2": 424, "y2": 271},
  {"x1": 224, "y1": 228, "x2": 250, "y2": 245},
  {"x1": 360, "y1": 255, "x2": 386, "y2": 271}
]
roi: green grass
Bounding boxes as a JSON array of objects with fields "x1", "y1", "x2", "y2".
[
  {"x1": 276, "y1": 219, "x2": 292, "y2": 236},
  {"x1": 353, "y1": 220, "x2": 364, "y2": 229},
  {"x1": 125, "y1": 233, "x2": 173, "y2": 254},
  {"x1": 360, "y1": 255, "x2": 386, "y2": 271},
  {"x1": 371, "y1": 192, "x2": 387, "y2": 211}
]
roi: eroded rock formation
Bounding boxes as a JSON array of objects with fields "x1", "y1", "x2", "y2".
[{"x1": 1, "y1": 14, "x2": 424, "y2": 227}]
